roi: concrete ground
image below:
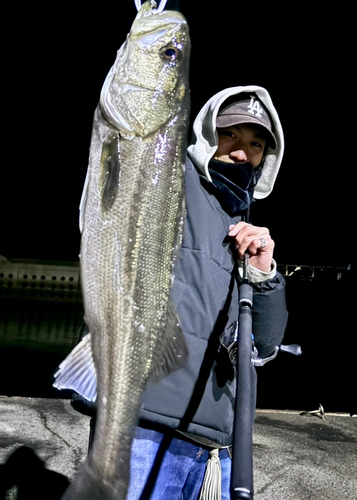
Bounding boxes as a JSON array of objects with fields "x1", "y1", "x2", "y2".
[{"x1": 0, "y1": 396, "x2": 356, "y2": 499}]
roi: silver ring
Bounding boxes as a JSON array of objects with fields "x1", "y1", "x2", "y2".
[{"x1": 260, "y1": 238, "x2": 266, "y2": 248}]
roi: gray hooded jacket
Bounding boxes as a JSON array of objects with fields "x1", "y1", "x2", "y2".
[{"x1": 138, "y1": 86, "x2": 288, "y2": 446}]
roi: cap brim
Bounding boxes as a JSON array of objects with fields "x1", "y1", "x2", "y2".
[{"x1": 216, "y1": 114, "x2": 277, "y2": 149}]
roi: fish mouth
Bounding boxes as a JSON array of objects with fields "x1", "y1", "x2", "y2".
[
  {"x1": 131, "y1": 15, "x2": 189, "y2": 45},
  {"x1": 134, "y1": 3, "x2": 188, "y2": 25}
]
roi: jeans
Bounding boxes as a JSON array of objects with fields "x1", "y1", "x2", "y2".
[{"x1": 125, "y1": 427, "x2": 232, "y2": 500}]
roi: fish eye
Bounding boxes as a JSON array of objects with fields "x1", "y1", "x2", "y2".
[{"x1": 161, "y1": 45, "x2": 181, "y2": 62}]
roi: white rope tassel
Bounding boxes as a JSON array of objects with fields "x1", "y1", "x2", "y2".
[{"x1": 198, "y1": 449, "x2": 222, "y2": 500}]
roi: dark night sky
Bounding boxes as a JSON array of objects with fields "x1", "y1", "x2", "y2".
[{"x1": 1, "y1": 2, "x2": 353, "y2": 269}]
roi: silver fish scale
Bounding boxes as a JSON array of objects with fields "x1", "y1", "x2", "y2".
[
  {"x1": 81, "y1": 121, "x2": 186, "y2": 476},
  {"x1": 61, "y1": 3, "x2": 191, "y2": 498}
]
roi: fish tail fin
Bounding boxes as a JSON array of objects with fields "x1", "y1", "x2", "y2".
[
  {"x1": 147, "y1": 297, "x2": 188, "y2": 386},
  {"x1": 53, "y1": 333, "x2": 97, "y2": 402},
  {"x1": 61, "y1": 459, "x2": 123, "y2": 500}
]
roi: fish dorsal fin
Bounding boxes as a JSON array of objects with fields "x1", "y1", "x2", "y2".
[
  {"x1": 147, "y1": 297, "x2": 188, "y2": 387},
  {"x1": 53, "y1": 300, "x2": 188, "y2": 401}
]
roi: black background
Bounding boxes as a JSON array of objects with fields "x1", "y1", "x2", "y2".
[{"x1": 1, "y1": 1, "x2": 353, "y2": 267}]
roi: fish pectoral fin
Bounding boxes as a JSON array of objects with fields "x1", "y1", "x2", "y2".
[
  {"x1": 101, "y1": 134, "x2": 121, "y2": 211},
  {"x1": 147, "y1": 298, "x2": 188, "y2": 387},
  {"x1": 53, "y1": 333, "x2": 97, "y2": 402}
]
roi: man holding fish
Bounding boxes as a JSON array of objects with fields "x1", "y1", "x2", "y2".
[
  {"x1": 53, "y1": 2, "x2": 288, "y2": 499},
  {"x1": 124, "y1": 87, "x2": 288, "y2": 500}
]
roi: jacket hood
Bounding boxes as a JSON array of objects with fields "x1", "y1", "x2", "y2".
[{"x1": 187, "y1": 86, "x2": 284, "y2": 199}]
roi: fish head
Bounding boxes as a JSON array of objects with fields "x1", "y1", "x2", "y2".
[{"x1": 100, "y1": 1, "x2": 191, "y2": 138}]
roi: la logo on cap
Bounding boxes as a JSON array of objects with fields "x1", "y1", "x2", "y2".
[{"x1": 247, "y1": 96, "x2": 263, "y2": 118}]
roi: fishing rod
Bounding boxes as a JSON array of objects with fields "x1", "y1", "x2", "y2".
[
  {"x1": 229, "y1": 217, "x2": 302, "y2": 499},
  {"x1": 230, "y1": 248, "x2": 255, "y2": 500},
  {"x1": 229, "y1": 209, "x2": 268, "y2": 500}
]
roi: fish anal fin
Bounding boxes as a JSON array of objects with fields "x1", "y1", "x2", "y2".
[{"x1": 53, "y1": 333, "x2": 97, "y2": 402}]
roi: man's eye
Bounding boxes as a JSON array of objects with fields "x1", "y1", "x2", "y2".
[
  {"x1": 221, "y1": 130, "x2": 235, "y2": 139},
  {"x1": 251, "y1": 141, "x2": 263, "y2": 148}
]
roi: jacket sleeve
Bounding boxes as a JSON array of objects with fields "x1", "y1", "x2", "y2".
[{"x1": 250, "y1": 271, "x2": 288, "y2": 358}]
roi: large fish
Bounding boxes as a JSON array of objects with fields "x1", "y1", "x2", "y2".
[{"x1": 54, "y1": 1, "x2": 190, "y2": 499}]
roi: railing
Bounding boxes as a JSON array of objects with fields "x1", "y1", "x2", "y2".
[
  {"x1": 0, "y1": 257, "x2": 82, "y2": 303},
  {"x1": 277, "y1": 263, "x2": 351, "y2": 281},
  {"x1": 0, "y1": 257, "x2": 83, "y2": 349}
]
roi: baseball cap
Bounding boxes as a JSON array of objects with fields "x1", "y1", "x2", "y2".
[{"x1": 216, "y1": 95, "x2": 277, "y2": 149}]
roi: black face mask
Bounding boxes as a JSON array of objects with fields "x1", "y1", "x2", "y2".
[{"x1": 208, "y1": 159, "x2": 262, "y2": 216}]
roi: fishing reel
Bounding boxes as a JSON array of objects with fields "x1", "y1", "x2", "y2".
[{"x1": 220, "y1": 322, "x2": 301, "y2": 368}]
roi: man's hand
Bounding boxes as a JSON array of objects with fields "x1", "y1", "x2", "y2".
[{"x1": 228, "y1": 221, "x2": 274, "y2": 273}]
